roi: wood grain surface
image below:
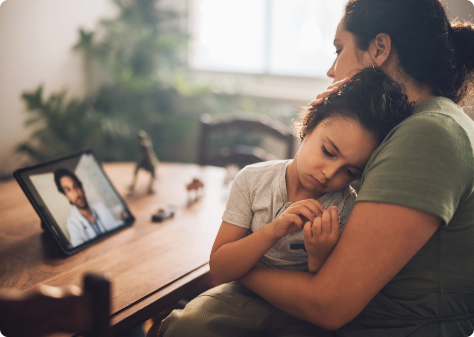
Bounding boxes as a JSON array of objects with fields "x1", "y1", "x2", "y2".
[{"x1": 0, "y1": 162, "x2": 227, "y2": 335}]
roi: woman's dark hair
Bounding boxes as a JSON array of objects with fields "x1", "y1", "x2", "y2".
[
  {"x1": 344, "y1": 0, "x2": 474, "y2": 104},
  {"x1": 294, "y1": 67, "x2": 413, "y2": 145},
  {"x1": 54, "y1": 168, "x2": 83, "y2": 195}
]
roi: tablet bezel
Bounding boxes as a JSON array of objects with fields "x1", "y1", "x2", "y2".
[{"x1": 14, "y1": 149, "x2": 135, "y2": 255}]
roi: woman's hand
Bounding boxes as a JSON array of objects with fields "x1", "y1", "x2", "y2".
[
  {"x1": 304, "y1": 206, "x2": 340, "y2": 274},
  {"x1": 309, "y1": 77, "x2": 351, "y2": 107},
  {"x1": 270, "y1": 199, "x2": 325, "y2": 238}
]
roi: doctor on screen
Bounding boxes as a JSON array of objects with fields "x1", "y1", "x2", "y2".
[{"x1": 54, "y1": 168, "x2": 123, "y2": 247}]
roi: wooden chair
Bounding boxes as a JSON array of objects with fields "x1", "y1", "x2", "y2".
[
  {"x1": 0, "y1": 273, "x2": 110, "y2": 337},
  {"x1": 197, "y1": 114, "x2": 295, "y2": 168}
]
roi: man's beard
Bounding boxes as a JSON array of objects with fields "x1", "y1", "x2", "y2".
[{"x1": 72, "y1": 198, "x2": 89, "y2": 210}]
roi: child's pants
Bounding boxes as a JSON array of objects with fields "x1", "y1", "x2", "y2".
[{"x1": 159, "y1": 281, "x2": 335, "y2": 337}]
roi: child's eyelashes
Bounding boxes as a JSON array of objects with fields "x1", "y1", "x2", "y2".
[
  {"x1": 322, "y1": 144, "x2": 362, "y2": 179},
  {"x1": 322, "y1": 145, "x2": 335, "y2": 158},
  {"x1": 346, "y1": 169, "x2": 358, "y2": 179},
  {"x1": 335, "y1": 49, "x2": 342, "y2": 55}
]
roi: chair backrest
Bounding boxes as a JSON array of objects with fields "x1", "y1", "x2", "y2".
[
  {"x1": 0, "y1": 273, "x2": 110, "y2": 337},
  {"x1": 197, "y1": 114, "x2": 295, "y2": 168}
]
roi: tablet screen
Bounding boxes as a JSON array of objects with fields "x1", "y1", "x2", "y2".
[{"x1": 14, "y1": 150, "x2": 134, "y2": 254}]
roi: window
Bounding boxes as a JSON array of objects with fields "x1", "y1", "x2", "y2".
[{"x1": 189, "y1": 0, "x2": 346, "y2": 78}]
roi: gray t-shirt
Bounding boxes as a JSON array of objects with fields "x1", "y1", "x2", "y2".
[{"x1": 222, "y1": 160, "x2": 356, "y2": 271}]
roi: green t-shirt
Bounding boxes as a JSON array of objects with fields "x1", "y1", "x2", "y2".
[{"x1": 337, "y1": 97, "x2": 474, "y2": 336}]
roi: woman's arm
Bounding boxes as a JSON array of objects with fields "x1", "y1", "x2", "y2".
[{"x1": 239, "y1": 201, "x2": 441, "y2": 330}]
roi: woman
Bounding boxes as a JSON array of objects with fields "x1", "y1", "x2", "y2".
[
  {"x1": 236, "y1": 0, "x2": 474, "y2": 335},
  {"x1": 156, "y1": 0, "x2": 474, "y2": 335}
]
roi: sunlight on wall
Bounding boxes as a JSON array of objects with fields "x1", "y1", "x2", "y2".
[{"x1": 0, "y1": 0, "x2": 117, "y2": 177}]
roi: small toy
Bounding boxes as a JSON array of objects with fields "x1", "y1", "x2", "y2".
[
  {"x1": 186, "y1": 178, "x2": 204, "y2": 203},
  {"x1": 187, "y1": 178, "x2": 204, "y2": 193},
  {"x1": 129, "y1": 130, "x2": 159, "y2": 194},
  {"x1": 151, "y1": 206, "x2": 175, "y2": 222}
]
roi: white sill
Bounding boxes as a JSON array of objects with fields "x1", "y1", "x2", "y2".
[{"x1": 189, "y1": 69, "x2": 333, "y2": 102}]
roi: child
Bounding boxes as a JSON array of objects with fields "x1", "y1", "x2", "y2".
[{"x1": 158, "y1": 68, "x2": 413, "y2": 337}]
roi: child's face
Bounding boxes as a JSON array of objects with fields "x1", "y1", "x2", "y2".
[{"x1": 296, "y1": 117, "x2": 378, "y2": 195}]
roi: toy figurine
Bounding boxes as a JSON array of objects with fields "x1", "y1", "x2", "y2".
[
  {"x1": 186, "y1": 178, "x2": 204, "y2": 203},
  {"x1": 151, "y1": 205, "x2": 175, "y2": 222},
  {"x1": 129, "y1": 130, "x2": 159, "y2": 194}
]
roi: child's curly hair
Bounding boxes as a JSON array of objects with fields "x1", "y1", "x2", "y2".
[{"x1": 293, "y1": 67, "x2": 414, "y2": 145}]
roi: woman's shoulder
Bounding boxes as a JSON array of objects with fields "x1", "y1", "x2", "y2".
[
  {"x1": 414, "y1": 96, "x2": 463, "y2": 114},
  {"x1": 359, "y1": 98, "x2": 474, "y2": 225},
  {"x1": 410, "y1": 97, "x2": 472, "y2": 129},
  {"x1": 388, "y1": 97, "x2": 474, "y2": 147}
]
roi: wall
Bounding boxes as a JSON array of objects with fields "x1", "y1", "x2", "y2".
[
  {"x1": 442, "y1": 0, "x2": 474, "y2": 20},
  {"x1": 0, "y1": 0, "x2": 117, "y2": 178},
  {"x1": 0, "y1": 0, "x2": 473, "y2": 178}
]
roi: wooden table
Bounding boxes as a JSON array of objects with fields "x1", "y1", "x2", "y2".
[{"x1": 0, "y1": 162, "x2": 227, "y2": 336}]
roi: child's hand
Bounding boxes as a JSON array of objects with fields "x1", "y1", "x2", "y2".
[
  {"x1": 271, "y1": 199, "x2": 325, "y2": 238},
  {"x1": 304, "y1": 206, "x2": 340, "y2": 274}
]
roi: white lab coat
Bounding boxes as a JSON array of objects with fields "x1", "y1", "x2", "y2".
[{"x1": 67, "y1": 202, "x2": 123, "y2": 247}]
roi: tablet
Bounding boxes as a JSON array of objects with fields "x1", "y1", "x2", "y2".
[{"x1": 14, "y1": 150, "x2": 135, "y2": 255}]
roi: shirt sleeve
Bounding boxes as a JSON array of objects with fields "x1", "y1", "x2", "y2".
[
  {"x1": 222, "y1": 168, "x2": 253, "y2": 228},
  {"x1": 356, "y1": 113, "x2": 473, "y2": 225}
]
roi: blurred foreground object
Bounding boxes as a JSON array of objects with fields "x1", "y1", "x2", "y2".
[
  {"x1": 0, "y1": 273, "x2": 110, "y2": 337},
  {"x1": 130, "y1": 130, "x2": 159, "y2": 194},
  {"x1": 198, "y1": 114, "x2": 295, "y2": 169}
]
